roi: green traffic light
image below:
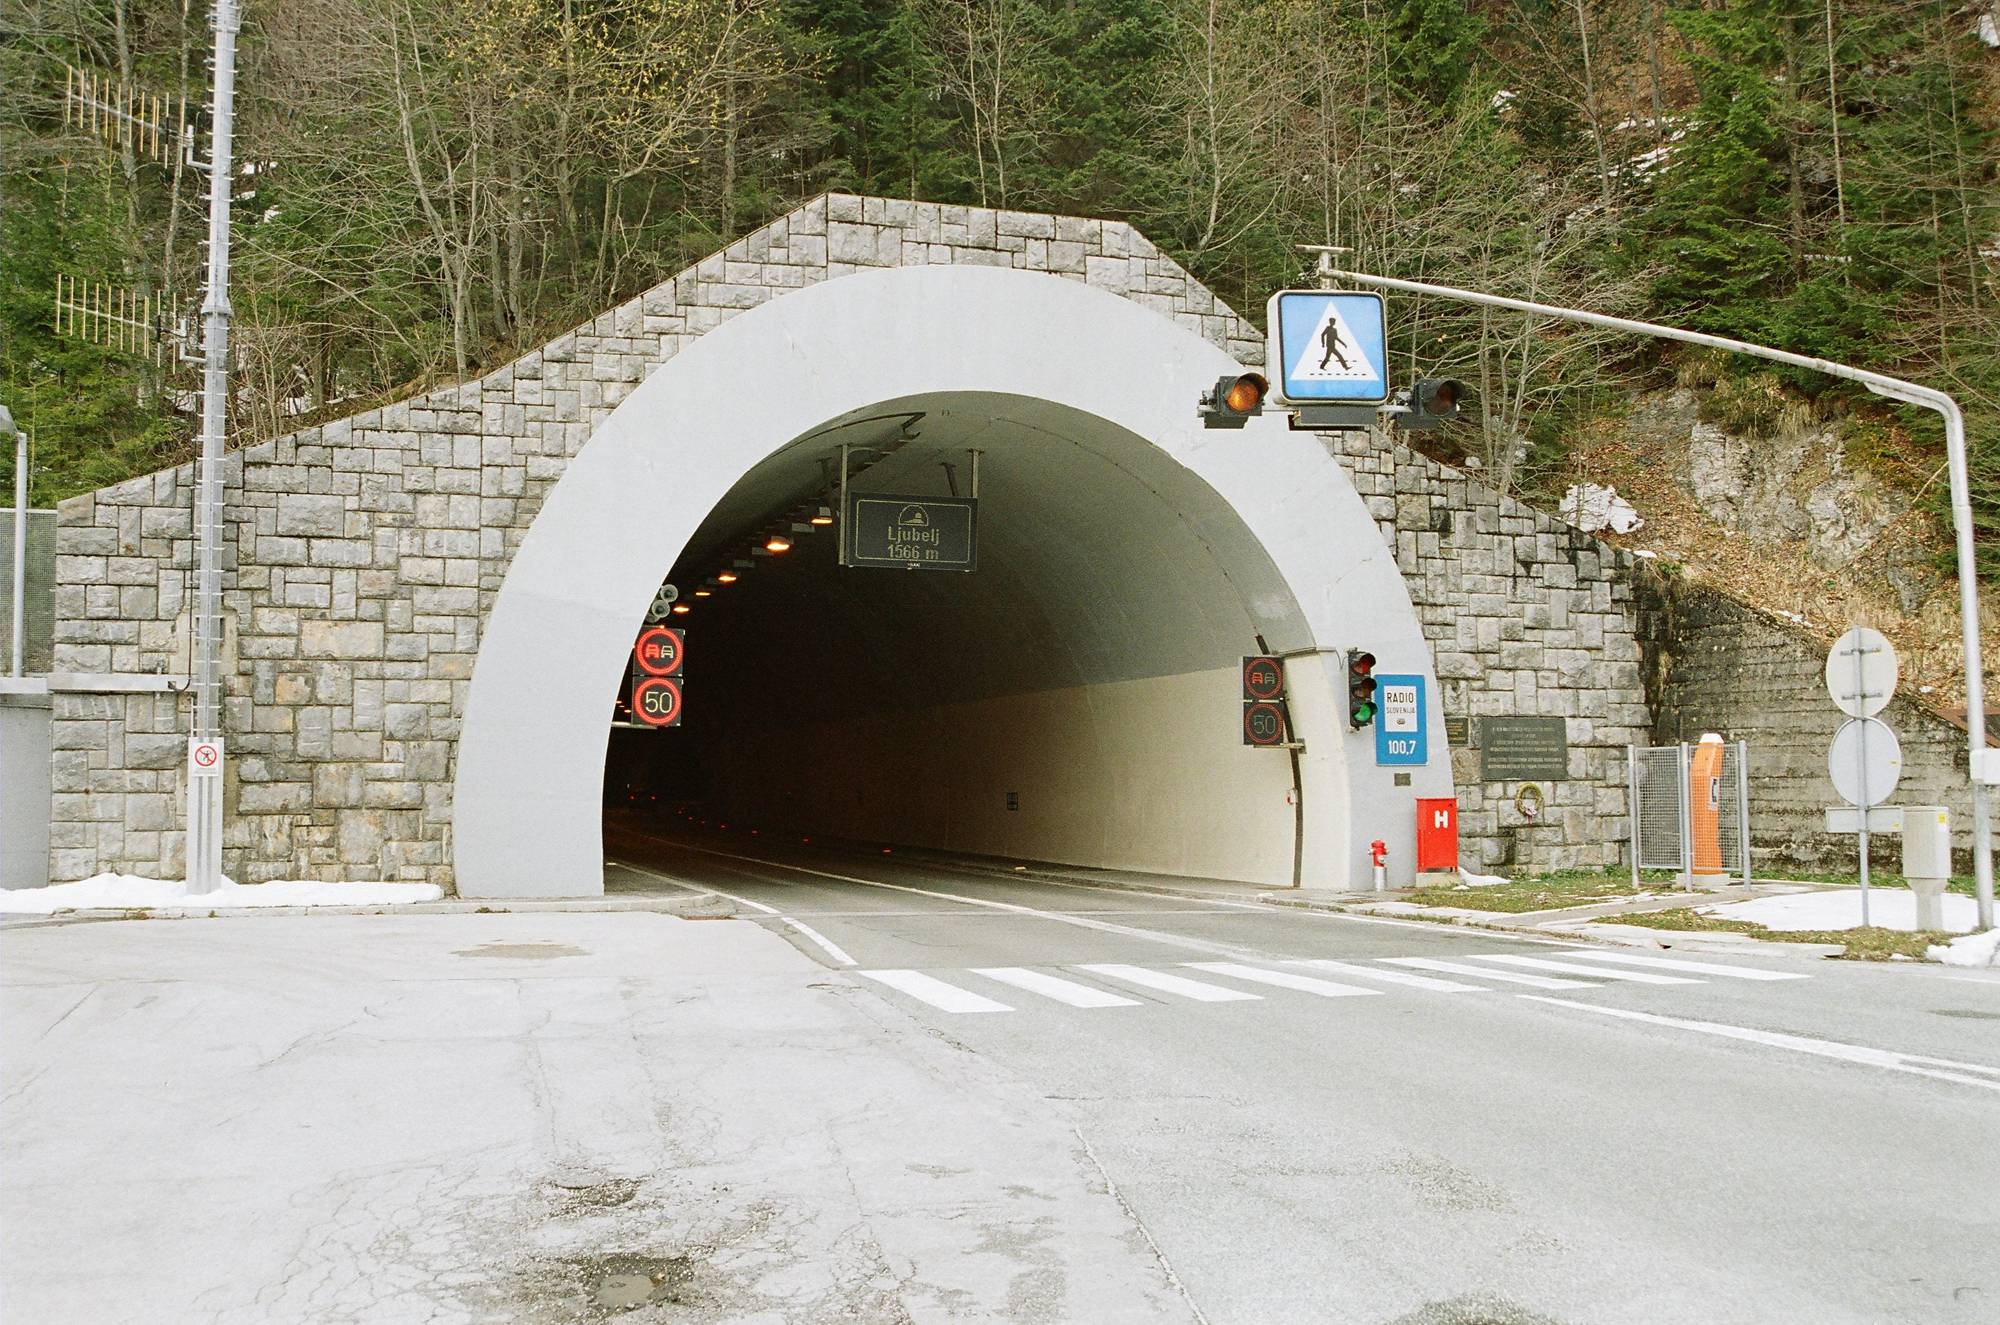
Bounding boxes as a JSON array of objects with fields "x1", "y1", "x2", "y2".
[{"x1": 1351, "y1": 701, "x2": 1376, "y2": 725}]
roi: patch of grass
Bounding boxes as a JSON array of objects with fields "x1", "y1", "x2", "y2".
[
  {"x1": 1604, "y1": 907, "x2": 1951, "y2": 960},
  {"x1": 1601, "y1": 907, "x2": 1765, "y2": 933},
  {"x1": 1404, "y1": 866, "x2": 1670, "y2": 914}
]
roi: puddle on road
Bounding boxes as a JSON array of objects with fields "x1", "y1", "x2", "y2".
[
  {"x1": 564, "y1": 1253, "x2": 696, "y2": 1315},
  {"x1": 453, "y1": 941, "x2": 591, "y2": 960}
]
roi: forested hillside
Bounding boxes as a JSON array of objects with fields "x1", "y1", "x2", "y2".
[{"x1": 3, "y1": 0, "x2": 1996, "y2": 581}]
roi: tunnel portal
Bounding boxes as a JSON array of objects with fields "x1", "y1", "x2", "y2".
[{"x1": 453, "y1": 263, "x2": 1450, "y2": 898}]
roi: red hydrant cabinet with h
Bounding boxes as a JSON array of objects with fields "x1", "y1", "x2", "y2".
[{"x1": 1416, "y1": 797, "x2": 1459, "y2": 872}]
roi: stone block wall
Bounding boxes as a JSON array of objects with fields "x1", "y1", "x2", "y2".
[
  {"x1": 1637, "y1": 579, "x2": 1987, "y2": 873},
  {"x1": 46, "y1": 194, "x2": 1260, "y2": 886},
  {"x1": 46, "y1": 190, "x2": 1681, "y2": 889},
  {"x1": 1324, "y1": 433, "x2": 1652, "y2": 872}
]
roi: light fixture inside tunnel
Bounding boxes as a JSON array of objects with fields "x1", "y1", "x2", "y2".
[
  {"x1": 717, "y1": 571, "x2": 738, "y2": 583},
  {"x1": 809, "y1": 506, "x2": 835, "y2": 526},
  {"x1": 671, "y1": 603, "x2": 691, "y2": 615},
  {"x1": 694, "y1": 588, "x2": 711, "y2": 598},
  {"x1": 764, "y1": 534, "x2": 793, "y2": 553}
]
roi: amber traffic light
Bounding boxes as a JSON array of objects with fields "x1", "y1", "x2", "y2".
[{"x1": 1201, "y1": 373, "x2": 1268, "y2": 429}]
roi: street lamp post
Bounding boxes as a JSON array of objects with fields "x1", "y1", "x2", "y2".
[
  {"x1": 1311, "y1": 254, "x2": 1995, "y2": 931},
  {"x1": 187, "y1": 0, "x2": 241, "y2": 893},
  {"x1": 2, "y1": 403, "x2": 23, "y2": 678}
]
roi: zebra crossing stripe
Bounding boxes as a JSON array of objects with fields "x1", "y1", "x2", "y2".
[
  {"x1": 859, "y1": 970, "x2": 1014, "y2": 1013},
  {"x1": 1183, "y1": 962, "x2": 1382, "y2": 998},
  {"x1": 1469, "y1": 955, "x2": 1701, "y2": 985},
  {"x1": 1077, "y1": 964, "x2": 1262, "y2": 1002},
  {"x1": 1289, "y1": 959, "x2": 1489, "y2": 992},
  {"x1": 1555, "y1": 951, "x2": 1809, "y2": 981},
  {"x1": 972, "y1": 967, "x2": 1141, "y2": 1008},
  {"x1": 1380, "y1": 957, "x2": 1601, "y2": 989}
]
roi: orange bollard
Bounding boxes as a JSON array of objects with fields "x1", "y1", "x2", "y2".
[{"x1": 1689, "y1": 733, "x2": 1726, "y2": 876}]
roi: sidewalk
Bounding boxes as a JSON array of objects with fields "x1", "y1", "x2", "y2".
[{"x1": 1, "y1": 909, "x2": 1197, "y2": 1323}]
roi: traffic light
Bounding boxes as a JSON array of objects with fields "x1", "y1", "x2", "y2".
[
  {"x1": 1396, "y1": 377, "x2": 1467, "y2": 431},
  {"x1": 1347, "y1": 649, "x2": 1378, "y2": 729},
  {"x1": 1199, "y1": 373, "x2": 1268, "y2": 429}
]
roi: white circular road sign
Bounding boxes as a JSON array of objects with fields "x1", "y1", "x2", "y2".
[
  {"x1": 1825, "y1": 626, "x2": 1897, "y2": 719},
  {"x1": 1828, "y1": 718, "x2": 1902, "y2": 808}
]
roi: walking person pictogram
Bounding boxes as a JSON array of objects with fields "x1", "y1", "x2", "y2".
[{"x1": 1318, "y1": 320, "x2": 1351, "y2": 372}]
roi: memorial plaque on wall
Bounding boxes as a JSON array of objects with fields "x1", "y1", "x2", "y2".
[{"x1": 1478, "y1": 716, "x2": 1570, "y2": 781}]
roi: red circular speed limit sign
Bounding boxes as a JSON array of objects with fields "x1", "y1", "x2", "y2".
[
  {"x1": 1243, "y1": 701, "x2": 1286, "y2": 747},
  {"x1": 631, "y1": 676, "x2": 683, "y2": 727},
  {"x1": 633, "y1": 626, "x2": 684, "y2": 677}
]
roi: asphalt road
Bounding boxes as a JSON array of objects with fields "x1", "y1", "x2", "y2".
[{"x1": 608, "y1": 825, "x2": 2000, "y2": 1325}]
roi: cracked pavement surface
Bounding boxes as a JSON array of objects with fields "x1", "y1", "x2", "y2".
[{"x1": 1, "y1": 911, "x2": 1194, "y2": 1323}]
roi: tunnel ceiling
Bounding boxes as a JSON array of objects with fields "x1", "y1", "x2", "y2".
[{"x1": 662, "y1": 392, "x2": 1301, "y2": 725}]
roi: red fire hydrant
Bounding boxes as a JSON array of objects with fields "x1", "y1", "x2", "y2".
[{"x1": 1370, "y1": 839, "x2": 1388, "y2": 893}]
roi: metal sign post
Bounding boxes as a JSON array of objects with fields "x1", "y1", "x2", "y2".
[
  {"x1": 186, "y1": 0, "x2": 241, "y2": 893},
  {"x1": 1825, "y1": 628, "x2": 1902, "y2": 926},
  {"x1": 1314, "y1": 265, "x2": 1993, "y2": 932}
]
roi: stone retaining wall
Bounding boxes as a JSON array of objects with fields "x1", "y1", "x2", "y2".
[
  {"x1": 1637, "y1": 578, "x2": 1985, "y2": 872},
  {"x1": 48, "y1": 192, "x2": 1660, "y2": 887},
  {"x1": 1325, "y1": 434, "x2": 1651, "y2": 871}
]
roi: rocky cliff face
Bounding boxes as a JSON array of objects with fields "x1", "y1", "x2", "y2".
[{"x1": 1569, "y1": 387, "x2": 1995, "y2": 712}]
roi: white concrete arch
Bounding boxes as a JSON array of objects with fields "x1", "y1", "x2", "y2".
[{"x1": 454, "y1": 264, "x2": 1450, "y2": 897}]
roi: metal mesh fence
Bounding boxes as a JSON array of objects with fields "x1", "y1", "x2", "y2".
[
  {"x1": 1632, "y1": 746, "x2": 1686, "y2": 871},
  {"x1": 1717, "y1": 741, "x2": 1748, "y2": 878},
  {"x1": 1630, "y1": 742, "x2": 1752, "y2": 882}
]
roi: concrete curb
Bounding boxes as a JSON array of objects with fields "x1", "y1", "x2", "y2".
[
  {"x1": 0, "y1": 892, "x2": 738, "y2": 930},
  {"x1": 1535, "y1": 920, "x2": 1845, "y2": 960}
]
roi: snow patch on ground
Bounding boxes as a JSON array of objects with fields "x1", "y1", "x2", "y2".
[
  {"x1": 0, "y1": 873, "x2": 443, "y2": 915},
  {"x1": 1928, "y1": 928, "x2": 2000, "y2": 967},
  {"x1": 1560, "y1": 483, "x2": 1645, "y2": 534},
  {"x1": 1702, "y1": 889, "x2": 1980, "y2": 935}
]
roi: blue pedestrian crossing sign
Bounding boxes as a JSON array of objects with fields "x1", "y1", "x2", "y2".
[{"x1": 1266, "y1": 290, "x2": 1389, "y2": 405}]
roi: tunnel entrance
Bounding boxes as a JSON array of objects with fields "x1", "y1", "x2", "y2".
[
  {"x1": 453, "y1": 263, "x2": 1449, "y2": 899},
  {"x1": 604, "y1": 392, "x2": 1302, "y2": 883}
]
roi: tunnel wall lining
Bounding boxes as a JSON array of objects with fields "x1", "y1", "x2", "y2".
[{"x1": 703, "y1": 666, "x2": 1298, "y2": 885}]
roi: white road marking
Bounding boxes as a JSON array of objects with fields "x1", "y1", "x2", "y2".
[
  {"x1": 611, "y1": 858, "x2": 855, "y2": 964},
  {"x1": 1470, "y1": 955, "x2": 1701, "y2": 985},
  {"x1": 1521, "y1": 997, "x2": 2000, "y2": 1093},
  {"x1": 859, "y1": 970, "x2": 1014, "y2": 1014},
  {"x1": 1184, "y1": 962, "x2": 1382, "y2": 998},
  {"x1": 665, "y1": 843, "x2": 1264, "y2": 958},
  {"x1": 627, "y1": 832, "x2": 1584, "y2": 948},
  {"x1": 1078, "y1": 964, "x2": 1261, "y2": 1003},
  {"x1": 1288, "y1": 959, "x2": 1489, "y2": 993},
  {"x1": 1557, "y1": 951, "x2": 1809, "y2": 981},
  {"x1": 972, "y1": 968, "x2": 1141, "y2": 1008},
  {"x1": 780, "y1": 919, "x2": 858, "y2": 967},
  {"x1": 1380, "y1": 957, "x2": 1601, "y2": 989}
]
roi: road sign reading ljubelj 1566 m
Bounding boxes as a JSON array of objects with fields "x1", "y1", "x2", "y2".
[
  {"x1": 844, "y1": 494, "x2": 977, "y2": 570},
  {"x1": 1266, "y1": 291, "x2": 1388, "y2": 406}
]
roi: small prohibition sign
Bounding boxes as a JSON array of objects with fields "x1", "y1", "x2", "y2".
[
  {"x1": 634, "y1": 625, "x2": 684, "y2": 677},
  {"x1": 192, "y1": 743, "x2": 219, "y2": 768},
  {"x1": 1242, "y1": 656, "x2": 1284, "y2": 702},
  {"x1": 631, "y1": 676, "x2": 683, "y2": 727}
]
